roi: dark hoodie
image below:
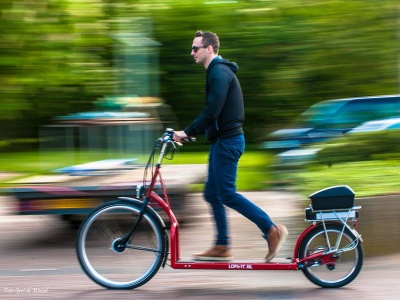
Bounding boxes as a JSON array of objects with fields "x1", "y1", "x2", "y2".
[{"x1": 184, "y1": 56, "x2": 245, "y2": 143}]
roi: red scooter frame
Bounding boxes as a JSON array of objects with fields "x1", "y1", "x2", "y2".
[{"x1": 77, "y1": 128, "x2": 363, "y2": 289}]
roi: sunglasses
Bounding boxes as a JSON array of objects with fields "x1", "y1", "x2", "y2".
[{"x1": 191, "y1": 45, "x2": 208, "y2": 53}]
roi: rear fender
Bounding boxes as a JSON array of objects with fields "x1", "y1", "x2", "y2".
[{"x1": 293, "y1": 224, "x2": 318, "y2": 259}]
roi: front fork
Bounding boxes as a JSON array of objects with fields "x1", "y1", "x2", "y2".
[{"x1": 111, "y1": 197, "x2": 151, "y2": 252}]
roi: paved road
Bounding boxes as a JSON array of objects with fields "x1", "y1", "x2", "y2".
[{"x1": 1, "y1": 192, "x2": 399, "y2": 299}]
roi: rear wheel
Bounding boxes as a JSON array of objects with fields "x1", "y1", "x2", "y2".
[
  {"x1": 298, "y1": 223, "x2": 363, "y2": 288},
  {"x1": 76, "y1": 200, "x2": 166, "y2": 289}
]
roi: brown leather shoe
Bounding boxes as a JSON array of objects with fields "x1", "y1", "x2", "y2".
[
  {"x1": 193, "y1": 245, "x2": 232, "y2": 261},
  {"x1": 265, "y1": 224, "x2": 288, "y2": 262}
]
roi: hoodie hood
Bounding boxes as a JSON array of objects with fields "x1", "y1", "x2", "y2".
[{"x1": 207, "y1": 56, "x2": 238, "y2": 74}]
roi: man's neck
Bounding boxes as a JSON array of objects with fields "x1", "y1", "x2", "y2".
[{"x1": 204, "y1": 54, "x2": 218, "y2": 69}]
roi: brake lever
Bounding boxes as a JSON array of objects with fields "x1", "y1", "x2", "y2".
[{"x1": 181, "y1": 137, "x2": 196, "y2": 142}]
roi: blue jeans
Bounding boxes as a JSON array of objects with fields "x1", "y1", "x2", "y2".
[{"x1": 204, "y1": 134, "x2": 274, "y2": 246}]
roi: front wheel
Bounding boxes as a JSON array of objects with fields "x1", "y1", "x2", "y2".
[
  {"x1": 76, "y1": 200, "x2": 166, "y2": 289},
  {"x1": 298, "y1": 223, "x2": 363, "y2": 288}
]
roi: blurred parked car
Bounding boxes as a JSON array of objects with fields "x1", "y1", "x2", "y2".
[
  {"x1": 263, "y1": 95, "x2": 400, "y2": 151},
  {"x1": 275, "y1": 117, "x2": 400, "y2": 167}
]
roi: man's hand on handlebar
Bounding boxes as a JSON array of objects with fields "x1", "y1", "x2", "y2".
[{"x1": 173, "y1": 130, "x2": 189, "y2": 142}]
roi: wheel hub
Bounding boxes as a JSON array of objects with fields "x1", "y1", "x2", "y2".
[{"x1": 111, "y1": 238, "x2": 127, "y2": 254}]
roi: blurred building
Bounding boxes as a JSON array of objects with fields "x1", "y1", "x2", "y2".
[{"x1": 39, "y1": 18, "x2": 176, "y2": 165}]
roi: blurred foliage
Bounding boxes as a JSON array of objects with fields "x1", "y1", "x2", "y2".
[
  {"x1": 151, "y1": 0, "x2": 399, "y2": 141},
  {"x1": 285, "y1": 159, "x2": 400, "y2": 197},
  {"x1": 0, "y1": 0, "x2": 399, "y2": 146},
  {"x1": 315, "y1": 130, "x2": 400, "y2": 165},
  {"x1": 269, "y1": 128, "x2": 400, "y2": 196},
  {"x1": 0, "y1": 0, "x2": 114, "y2": 140}
]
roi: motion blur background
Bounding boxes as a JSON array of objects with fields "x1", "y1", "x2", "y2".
[
  {"x1": 0, "y1": 1, "x2": 400, "y2": 295},
  {"x1": 1, "y1": 0, "x2": 400, "y2": 209},
  {"x1": 1, "y1": 0, "x2": 399, "y2": 147}
]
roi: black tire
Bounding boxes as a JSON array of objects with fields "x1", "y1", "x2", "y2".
[
  {"x1": 76, "y1": 200, "x2": 166, "y2": 289},
  {"x1": 298, "y1": 223, "x2": 363, "y2": 288}
]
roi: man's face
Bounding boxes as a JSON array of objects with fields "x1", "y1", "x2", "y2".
[{"x1": 191, "y1": 36, "x2": 209, "y2": 65}]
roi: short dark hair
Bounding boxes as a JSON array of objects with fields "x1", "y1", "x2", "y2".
[{"x1": 195, "y1": 30, "x2": 219, "y2": 54}]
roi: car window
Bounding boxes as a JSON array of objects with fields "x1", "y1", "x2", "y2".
[
  {"x1": 323, "y1": 98, "x2": 400, "y2": 129},
  {"x1": 301, "y1": 100, "x2": 347, "y2": 127},
  {"x1": 297, "y1": 96, "x2": 400, "y2": 131},
  {"x1": 339, "y1": 99, "x2": 400, "y2": 126}
]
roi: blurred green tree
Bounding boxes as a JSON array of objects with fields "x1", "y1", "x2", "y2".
[
  {"x1": 151, "y1": 0, "x2": 399, "y2": 142},
  {"x1": 0, "y1": 0, "x2": 398, "y2": 148},
  {"x1": 0, "y1": 0, "x2": 114, "y2": 143}
]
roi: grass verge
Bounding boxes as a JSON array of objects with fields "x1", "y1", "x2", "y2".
[
  {"x1": 0, "y1": 150, "x2": 274, "y2": 192},
  {"x1": 1, "y1": 150, "x2": 400, "y2": 197},
  {"x1": 279, "y1": 160, "x2": 400, "y2": 198}
]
